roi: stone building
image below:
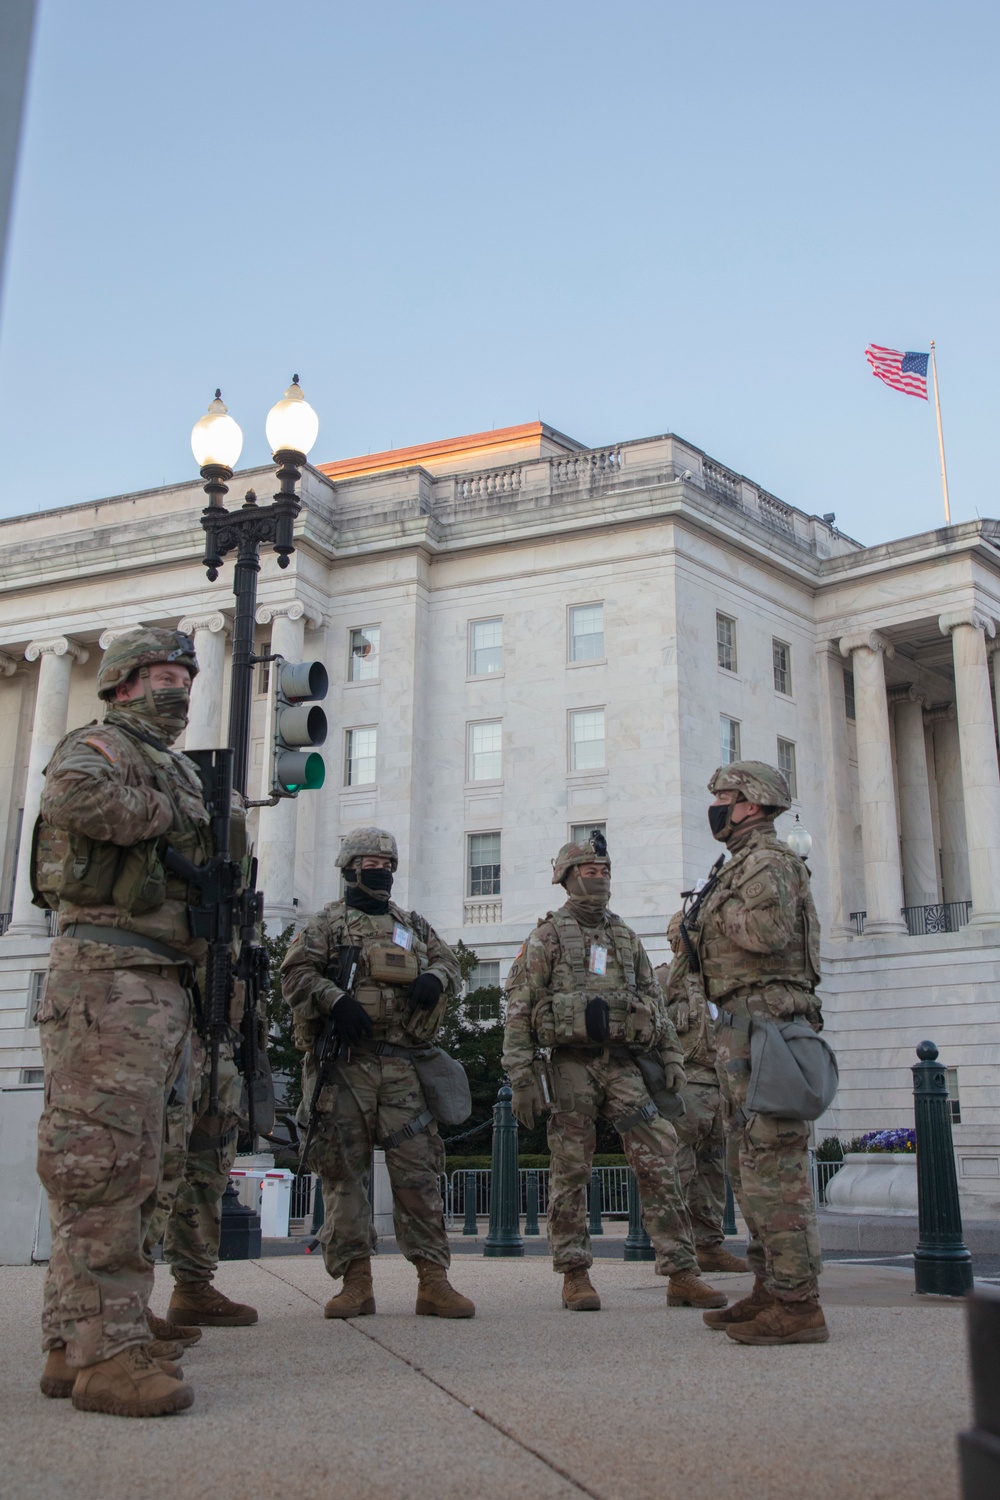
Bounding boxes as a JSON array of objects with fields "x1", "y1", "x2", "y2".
[{"x1": 1, "y1": 418, "x2": 998, "y2": 1258}]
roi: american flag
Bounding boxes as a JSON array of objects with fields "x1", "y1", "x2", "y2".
[{"x1": 865, "y1": 344, "x2": 929, "y2": 400}]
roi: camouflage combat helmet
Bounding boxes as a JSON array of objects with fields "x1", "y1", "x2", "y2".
[
  {"x1": 551, "y1": 828, "x2": 610, "y2": 885},
  {"x1": 708, "y1": 759, "x2": 792, "y2": 812},
  {"x1": 667, "y1": 910, "x2": 684, "y2": 949},
  {"x1": 336, "y1": 827, "x2": 399, "y2": 871},
  {"x1": 97, "y1": 627, "x2": 199, "y2": 700}
]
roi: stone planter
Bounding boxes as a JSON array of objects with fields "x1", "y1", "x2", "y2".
[{"x1": 824, "y1": 1152, "x2": 918, "y2": 1216}]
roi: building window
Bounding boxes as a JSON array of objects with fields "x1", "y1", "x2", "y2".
[
  {"x1": 19, "y1": 1067, "x2": 44, "y2": 1086},
  {"x1": 570, "y1": 708, "x2": 606, "y2": 770},
  {"x1": 773, "y1": 639, "x2": 792, "y2": 696},
  {"x1": 777, "y1": 738, "x2": 797, "y2": 799},
  {"x1": 946, "y1": 1066, "x2": 961, "y2": 1124},
  {"x1": 27, "y1": 971, "x2": 46, "y2": 1026},
  {"x1": 468, "y1": 833, "x2": 501, "y2": 897},
  {"x1": 256, "y1": 640, "x2": 272, "y2": 695},
  {"x1": 350, "y1": 625, "x2": 381, "y2": 682},
  {"x1": 569, "y1": 821, "x2": 607, "y2": 845},
  {"x1": 569, "y1": 603, "x2": 604, "y2": 662},
  {"x1": 717, "y1": 613, "x2": 737, "y2": 672},
  {"x1": 720, "y1": 715, "x2": 741, "y2": 765},
  {"x1": 466, "y1": 960, "x2": 501, "y2": 993},
  {"x1": 344, "y1": 727, "x2": 377, "y2": 786},
  {"x1": 468, "y1": 720, "x2": 502, "y2": 781},
  {"x1": 844, "y1": 668, "x2": 856, "y2": 721},
  {"x1": 469, "y1": 618, "x2": 503, "y2": 676}
]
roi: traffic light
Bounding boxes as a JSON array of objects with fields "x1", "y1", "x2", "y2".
[{"x1": 270, "y1": 658, "x2": 329, "y2": 797}]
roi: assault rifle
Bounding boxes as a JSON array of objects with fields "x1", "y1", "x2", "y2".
[
  {"x1": 297, "y1": 944, "x2": 362, "y2": 1179},
  {"x1": 678, "y1": 853, "x2": 726, "y2": 973},
  {"x1": 164, "y1": 746, "x2": 268, "y2": 1127}
]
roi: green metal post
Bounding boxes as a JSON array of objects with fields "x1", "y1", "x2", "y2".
[
  {"x1": 462, "y1": 1170, "x2": 478, "y2": 1236},
  {"x1": 623, "y1": 1167, "x2": 655, "y2": 1261},
  {"x1": 723, "y1": 1175, "x2": 738, "y2": 1237},
  {"x1": 310, "y1": 1174, "x2": 325, "y2": 1234},
  {"x1": 484, "y1": 1085, "x2": 524, "y2": 1257},
  {"x1": 912, "y1": 1040, "x2": 973, "y2": 1297},
  {"x1": 588, "y1": 1168, "x2": 604, "y2": 1235},
  {"x1": 524, "y1": 1169, "x2": 540, "y2": 1235}
]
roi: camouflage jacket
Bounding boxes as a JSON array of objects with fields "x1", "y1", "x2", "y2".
[
  {"x1": 40, "y1": 715, "x2": 212, "y2": 966},
  {"x1": 502, "y1": 904, "x2": 682, "y2": 1081},
  {"x1": 685, "y1": 827, "x2": 822, "y2": 1021},
  {"x1": 653, "y1": 957, "x2": 719, "y2": 1080},
  {"x1": 281, "y1": 898, "x2": 462, "y2": 1049}
]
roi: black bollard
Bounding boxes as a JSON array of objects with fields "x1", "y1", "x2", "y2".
[
  {"x1": 524, "y1": 1169, "x2": 540, "y2": 1235},
  {"x1": 463, "y1": 1170, "x2": 478, "y2": 1236},
  {"x1": 912, "y1": 1040, "x2": 973, "y2": 1297},
  {"x1": 310, "y1": 1173, "x2": 325, "y2": 1234},
  {"x1": 723, "y1": 1175, "x2": 738, "y2": 1237},
  {"x1": 484, "y1": 1085, "x2": 524, "y2": 1257},
  {"x1": 623, "y1": 1167, "x2": 656, "y2": 1261},
  {"x1": 218, "y1": 1177, "x2": 262, "y2": 1260},
  {"x1": 958, "y1": 1288, "x2": 1000, "y2": 1498},
  {"x1": 588, "y1": 1168, "x2": 604, "y2": 1236}
]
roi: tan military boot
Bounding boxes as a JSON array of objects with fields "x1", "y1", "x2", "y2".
[
  {"x1": 40, "y1": 1346, "x2": 183, "y2": 1399},
  {"x1": 725, "y1": 1298, "x2": 830, "y2": 1345},
  {"x1": 71, "y1": 1345, "x2": 194, "y2": 1416},
  {"x1": 697, "y1": 1245, "x2": 750, "y2": 1273},
  {"x1": 413, "y1": 1257, "x2": 476, "y2": 1318},
  {"x1": 147, "y1": 1308, "x2": 202, "y2": 1347},
  {"x1": 324, "y1": 1258, "x2": 376, "y2": 1318},
  {"x1": 167, "y1": 1280, "x2": 258, "y2": 1327},
  {"x1": 666, "y1": 1270, "x2": 728, "y2": 1308},
  {"x1": 561, "y1": 1267, "x2": 601, "y2": 1311},
  {"x1": 703, "y1": 1275, "x2": 775, "y2": 1328}
]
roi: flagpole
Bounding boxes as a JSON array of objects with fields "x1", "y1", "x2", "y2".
[{"x1": 929, "y1": 340, "x2": 951, "y2": 524}]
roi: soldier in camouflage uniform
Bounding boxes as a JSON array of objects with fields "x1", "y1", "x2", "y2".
[
  {"x1": 685, "y1": 760, "x2": 828, "y2": 1344},
  {"x1": 502, "y1": 834, "x2": 727, "y2": 1312},
  {"x1": 653, "y1": 912, "x2": 747, "y2": 1274},
  {"x1": 281, "y1": 828, "x2": 474, "y2": 1318},
  {"x1": 34, "y1": 627, "x2": 207, "y2": 1415}
]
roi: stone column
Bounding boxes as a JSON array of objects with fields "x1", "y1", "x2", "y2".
[
  {"x1": 7, "y1": 637, "x2": 89, "y2": 935},
  {"x1": 890, "y1": 685, "x2": 938, "y2": 908},
  {"x1": 928, "y1": 704, "x2": 970, "y2": 905},
  {"x1": 815, "y1": 643, "x2": 856, "y2": 936},
  {"x1": 839, "y1": 631, "x2": 906, "y2": 933},
  {"x1": 939, "y1": 611, "x2": 1000, "y2": 926},
  {"x1": 177, "y1": 611, "x2": 230, "y2": 750},
  {"x1": 254, "y1": 602, "x2": 321, "y2": 925}
]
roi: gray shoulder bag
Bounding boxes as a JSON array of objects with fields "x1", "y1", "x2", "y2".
[
  {"x1": 746, "y1": 1017, "x2": 839, "y2": 1121},
  {"x1": 410, "y1": 1046, "x2": 473, "y2": 1126}
]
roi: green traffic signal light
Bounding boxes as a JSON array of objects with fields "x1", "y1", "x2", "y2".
[{"x1": 270, "y1": 657, "x2": 329, "y2": 798}]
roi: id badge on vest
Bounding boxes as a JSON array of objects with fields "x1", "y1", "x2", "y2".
[
  {"x1": 588, "y1": 944, "x2": 607, "y2": 976},
  {"x1": 392, "y1": 923, "x2": 414, "y2": 951}
]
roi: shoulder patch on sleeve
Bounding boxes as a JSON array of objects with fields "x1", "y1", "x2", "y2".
[
  {"x1": 744, "y1": 880, "x2": 765, "y2": 899},
  {"x1": 82, "y1": 735, "x2": 119, "y2": 764}
]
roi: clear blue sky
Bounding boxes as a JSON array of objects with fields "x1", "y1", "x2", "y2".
[{"x1": 0, "y1": 0, "x2": 996, "y2": 544}]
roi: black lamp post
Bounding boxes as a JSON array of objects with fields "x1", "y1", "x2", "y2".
[{"x1": 190, "y1": 377, "x2": 319, "y2": 797}]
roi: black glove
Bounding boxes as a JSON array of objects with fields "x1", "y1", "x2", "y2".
[
  {"x1": 585, "y1": 995, "x2": 611, "y2": 1042},
  {"x1": 332, "y1": 994, "x2": 374, "y2": 1047},
  {"x1": 409, "y1": 972, "x2": 444, "y2": 1011}
]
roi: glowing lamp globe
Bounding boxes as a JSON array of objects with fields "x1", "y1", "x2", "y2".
[
  {"x1": 266, "y1": 375, "x2": 319, "y2": 459},
  {"x1": 785, "y1": 815, "x2": 813, "y2": 860},
  {"x1": 191, "y1": 390, "x2": 243, "y2": 471}
]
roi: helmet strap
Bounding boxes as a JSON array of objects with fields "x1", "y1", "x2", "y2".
[{"x1": 140, "y1": 667, "x2": 157, "y2": 710}]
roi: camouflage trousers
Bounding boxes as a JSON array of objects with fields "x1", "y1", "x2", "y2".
[
  {"x1": 714, "y1": 994, "x2": 822, "y2": 1302},
  {"x1": 304, "y1": 1052, "x2": 449, "y2": 1280},
  {"x1": 36, "y1": 957, "x2": 192, "y2": 1366},
  {"x1": 546, "y1": 1047, "x2": 697, "y2": 1276},
  {"x1": 673, "y1": 1072, "x2": 727, "y2": 1249},
  {"x1": 145, "y1": 1036, "x2": 242, "y2": 1285}
]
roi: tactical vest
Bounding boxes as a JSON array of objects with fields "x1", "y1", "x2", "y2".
[
  {"x1": 692, "y1": 845, "x2": 820, "y2": 1002},
  {"x1": 531, "y1": 908, "x2": 658, "y2": 1050},
  {"x1": 320, "y1": 902, "x2": 447, "y2": 1045},
  {"x1": 30, "y1": 728, "x2": 213, "y2": 916}
]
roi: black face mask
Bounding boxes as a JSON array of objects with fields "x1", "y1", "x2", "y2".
[
  {"x1": 344, "y1": 866, "x2": 393, "y2": 912},
  {"x1": 708, "y1": 803, "x2": 733, "y2": 841}
]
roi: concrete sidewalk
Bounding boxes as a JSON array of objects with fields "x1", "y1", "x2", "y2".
[{"x1": 0, "y1": 1257, "x2": 973, "y2": 1500}]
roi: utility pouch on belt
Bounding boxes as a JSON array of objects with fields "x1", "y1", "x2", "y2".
[
  {"x1": 634, "y1": 1051, "x2": 686, "y2": 1120},
  {"x1": 410, "y1": 1046, "x2": 473, "y2": 1126},
  {"x1": 531, "y1": 1054, "x2": 555, "y2": 1112},
  {"x1": 746, "y1": 1016, "x2": 838, "y2": 1121},
  {"x1": 366, "y1": 940, "x2": 420, "y2": 985}
]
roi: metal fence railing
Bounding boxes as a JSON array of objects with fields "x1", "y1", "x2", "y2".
[
  {"x1": 808, "y1": 1150, "x2": 844, "y2": 1208},
  {"x1": 442, "y1": 1164, "x2": 639, "y2": 1228}
]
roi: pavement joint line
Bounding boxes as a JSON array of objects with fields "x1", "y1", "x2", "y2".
[{"x1": 256, "y1": 1259, "x2": 610, "y2": 1500}]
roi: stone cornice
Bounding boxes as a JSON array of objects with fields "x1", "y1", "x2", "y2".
[
  {"x1": 839, "y1": 630, "x2": 895, "y2": 660},
  {"x1": 939, "y1": 609, "x2": 996, "y2": 638},
  {"x1": 25, "y1": 636, "x2": 89, "y2": 665}
]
